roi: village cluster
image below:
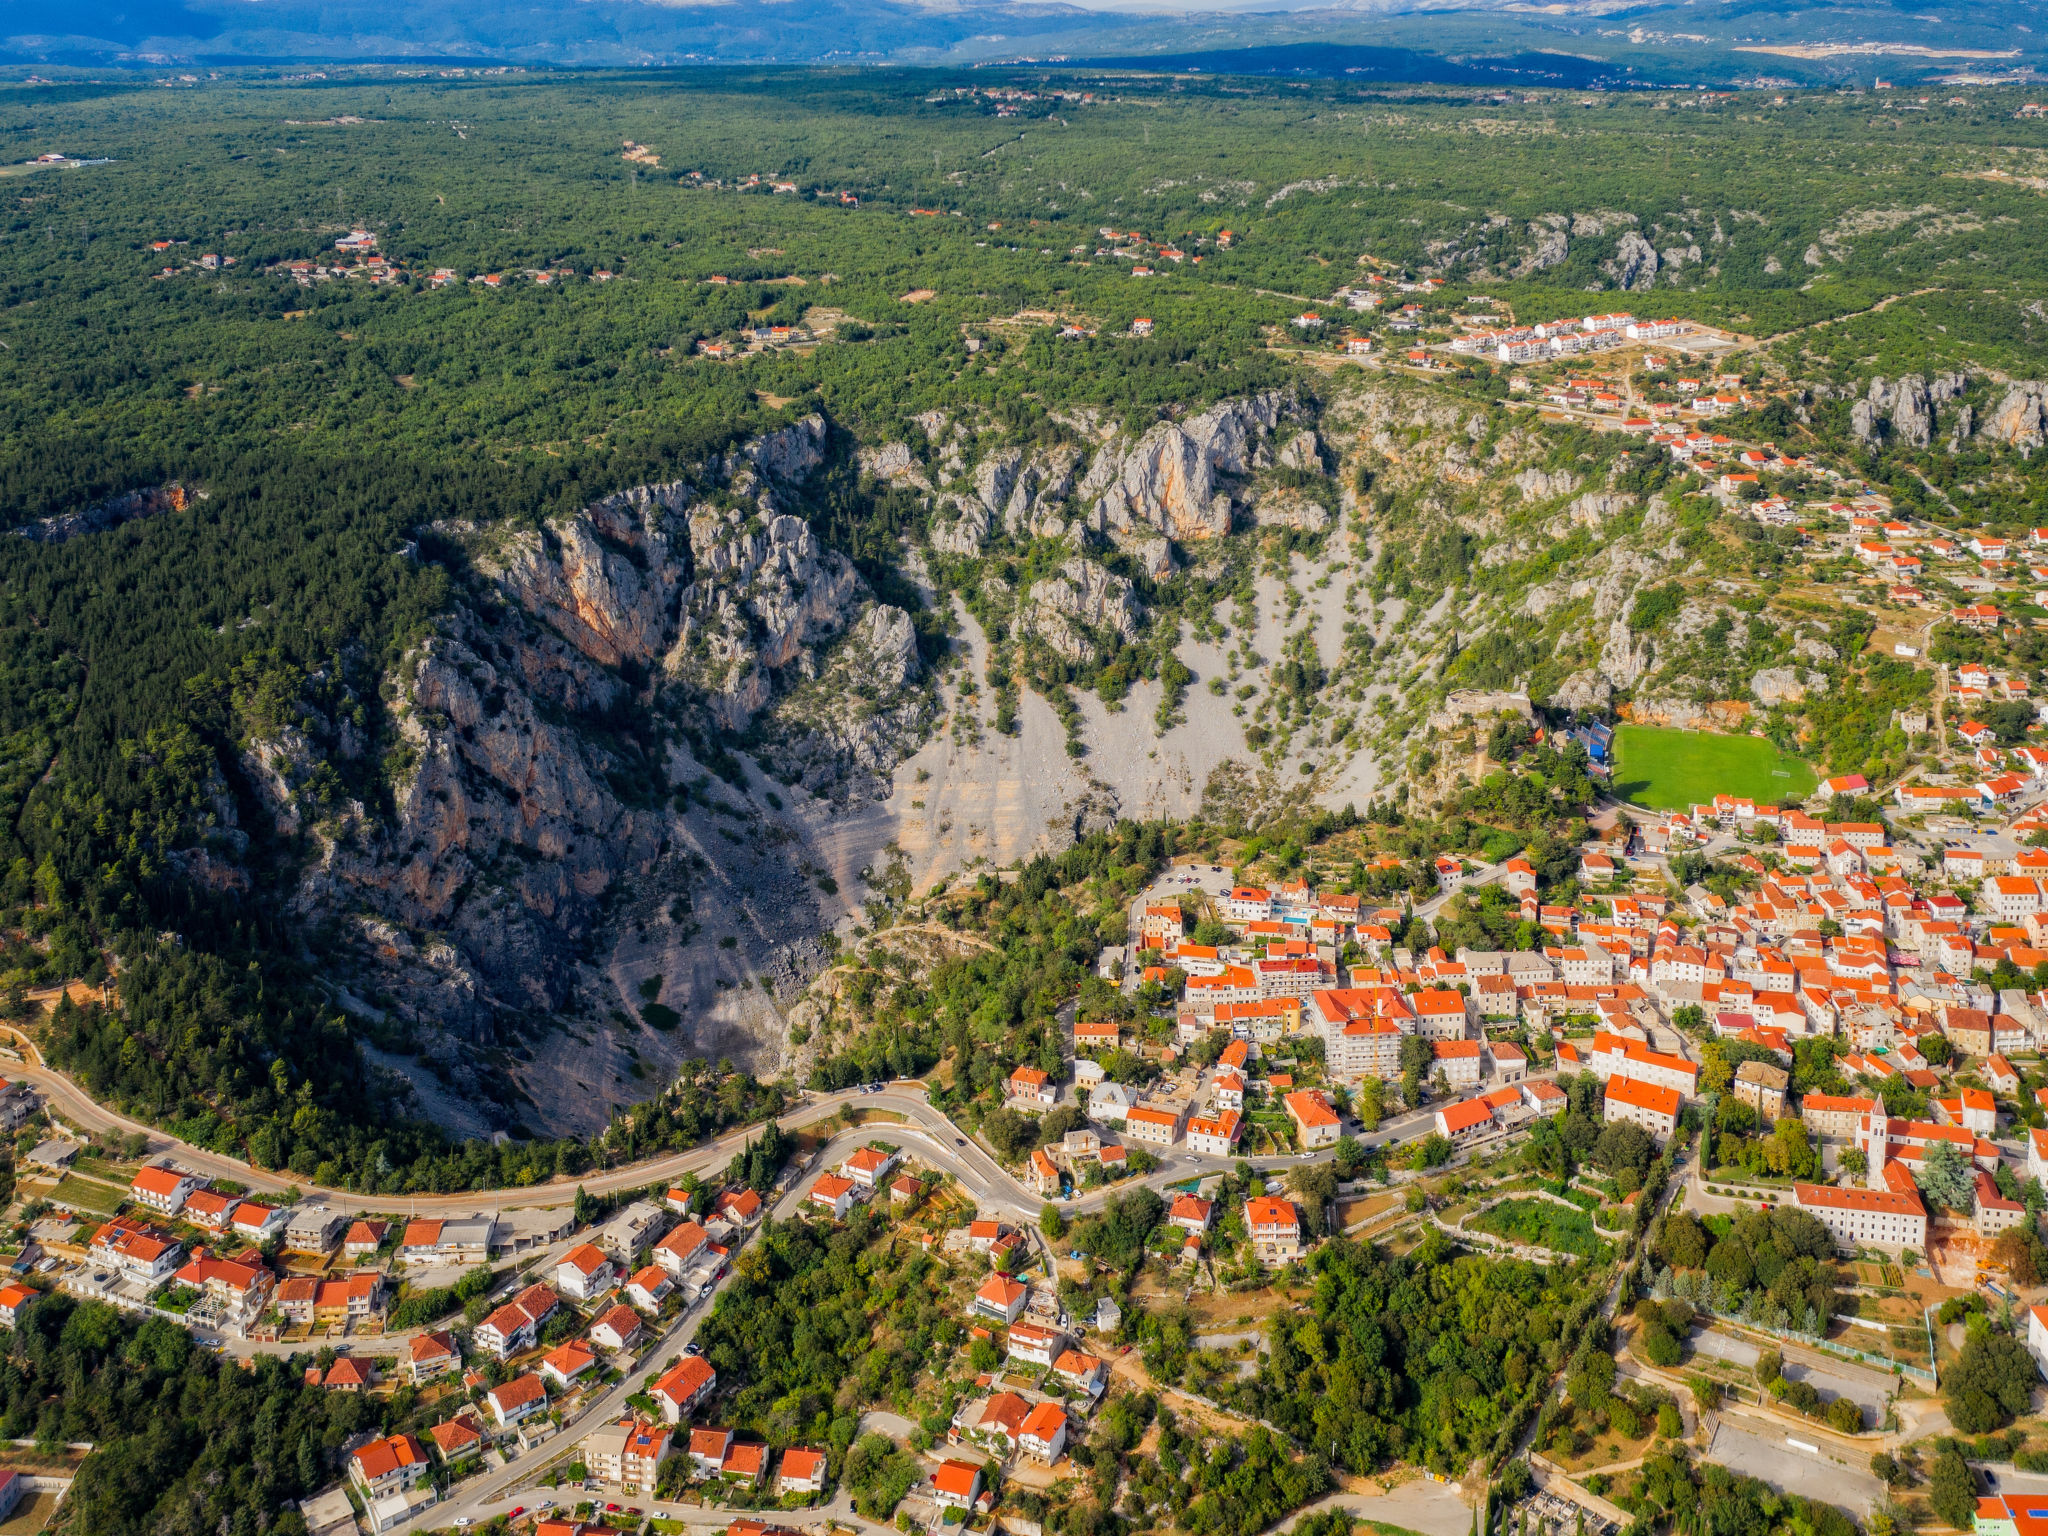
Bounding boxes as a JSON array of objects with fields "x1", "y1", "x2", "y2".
[{"x1": 7, "y1": 1139, "x2": 817, "y2": 1533}]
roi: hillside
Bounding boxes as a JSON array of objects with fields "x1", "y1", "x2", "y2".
[{"x1": 2, "y1": 68, "x2": 2048, "y2": 1177}]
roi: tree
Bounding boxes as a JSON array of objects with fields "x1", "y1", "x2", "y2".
[
  {"x1": 1041, "y1": 1203, "x2": 1067, "y2": 1241},
  {"x1": 1826, "y1": 1397, "x2": 1863, "y2": 1434},
  {"x1": 1354, "y1": 1077, "x2": 1385, "y2": 1132},
  {"x1": 1401, "y1": 1035, "x2": 1434, "y2": 1106},
  {"x1": 1992, "y1": 1225, "x2": 2046, "y2": 1285},
  {"x1": 1333, "y1": 1134, "x2": 1368, "y2": 1179},
  {"x1": 1916, "y1": 1140, "x2": 1975, "y2": 1212},
  {"x1": 1931, "y1": 1444, "x2": 1977, "y2": 1530},
  {"x1": 1754, "y1": 1349, "x2": 1782, "y2": 1390},
  {"x1": 1945, "y1": 1331, "x2": 2036, "y2": 1432}
]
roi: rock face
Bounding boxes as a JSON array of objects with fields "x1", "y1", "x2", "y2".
[
  {"x1": 18, "y1": 481, "x2": 197, "y2": 544},
  {"x1": 1083, "y1": 390, "x2": 1295, "y2": 542},
  {"x1": 1982, "y1": 383, "x2": 2048, "y2": 455},
  {"x1": 1021, "y1": 559, "x2": 1143, "y2": 665},
  {"x1": 1514, "y1": 468, "x2": 1580, "y2": 501},
  {"x1": 1851, "y1": 373, "x2": 1967, "y2": 449},
  {"x1": 912, "y1": 389, "x2": 1305, "y2": 557},
  {"x1": 246, "y1": 416, "x2": 936, "y2": 1129},
  {"x1": 1604, "y1": 231, "x2": 1660, "y2": 292},
  {"x1": 1751, "y1": 667, "x2": 1807, "y2": 706}
]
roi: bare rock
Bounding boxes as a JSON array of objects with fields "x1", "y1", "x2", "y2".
[
  {"x1": 1604, "y1": 232, "x2": 1660, "y2": 292},
  {"x1": 1552, "y1": 669, "x2": 1613, "y2": 713},
  {"x1": 1513, "y1": 467, "x2": 1581, "y2": 501},
  {"x1": 1276, "y1": 430, "x2": 1325, "y2": 472},
  {"x1": 1752, "y1": 667, "x2": 1807, "y2": 706},
  {"x1": 1982, "y1": 383, "x2": 2048, "y2": 455},
  {"x1": 1022, "y1": 559, "x2": 1143, "y2": 665}
]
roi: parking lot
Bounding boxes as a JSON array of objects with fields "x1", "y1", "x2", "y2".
[{"x1": 1703, "y1": 1421, "x2": 1881, "y2": 1514}]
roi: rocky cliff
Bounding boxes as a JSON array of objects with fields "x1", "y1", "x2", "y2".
[{"x1": 236, "y1": 416, "x2": 937, "y2": 1135}]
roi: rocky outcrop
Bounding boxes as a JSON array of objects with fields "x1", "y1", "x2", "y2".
[
  {"x1": 762, "y1": 602, "x2": 937, "y2": 798},
  {"x1": 1982, "y1": 383, "x2": 2048, "y2": 455},
  {"x1": 1851, "y1": 373, "x2": 1966, "y2": 449},
  {"x1": 1751, "y1": 667, "x2": 1807, "y2": 706},
  {"x1": 253, "y1": 417, "x2": 936, "y2": 1129},
  {"x1": 1567, "y1": 492, "x2": 1635, "y2": 528},
  {"x1": 1604, "y1": 232, "x2": 1659, "y2": 292},
  {"x1": 1252, "y1": 491, "x2": 1332, "y2": 533},
  {"x1": 1082, "y1": 390, "x2": 1296, "y2": 542},
  {"x1": 672, "y1": 509, "x2": 865, "y2": 730},
  {"x1": 858, "y1": 441, "x2": 933, "y2": 492},
  {"x1": 1021, "y1": 559, "x2": 1142, "y2": 665},
  {"x1": 18, "y1": 481, "x2": 199, "y2": 544},
  {"x1": 1514, "y1": 467, "x2": 1580, "y2": 501},
  {"x1": 1276, "y1": 430, "x2": 1325, "y2": 472},
  {"x1": 1512, "y1": 222, "x2": 1570, "y2": 278}
]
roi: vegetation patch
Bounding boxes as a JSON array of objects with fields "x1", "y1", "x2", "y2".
[{"x1": 1470, "y1": 1197, "x2": 1611, "y2": 1260}]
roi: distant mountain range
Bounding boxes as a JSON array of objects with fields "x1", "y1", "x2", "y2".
[{"x1": 7, "y1": 0, "x2": 2046, "y2": 83}]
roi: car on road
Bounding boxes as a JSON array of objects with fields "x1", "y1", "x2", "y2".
[
  {"x1": 508, "y1": 1509, "x2": 524, "y2": 1520},
  {"x1": 955, "y1": 1137, "x2": 966, "y2": 1146},
  {"x1": 454, "y1": 1520, "x2": 471, "y2": 1530}
]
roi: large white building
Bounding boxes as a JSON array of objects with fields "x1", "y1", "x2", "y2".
[
  {"x1": 1792, "y1": 1177, "x2": 1927, "y2": 1257},
  {"x1": 1603, "y1": 1075, "x2": 1681, "y2": 1139}
]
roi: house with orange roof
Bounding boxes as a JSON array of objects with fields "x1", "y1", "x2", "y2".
[
  {"x1": 843, "y1": 1147, "x2": 899, "y2": 1190},
  {"x1": 1169, "y1": 1194, "x2": 1215, "y2": 1233},
  {"x1": 722, "y1": 1441, "x2": 770, "y2": 1486},
  {"x1": 555, "y1": 1242, "x2": 618, "y2": 1302},
  {"x1": 1006, "y1": 1066, "x2": 1057, "y2": 1106},
  {"x1": 349, "y1": 1433, "x2": 431, "y2": 1501},
  {"x1": 931, "y1": 1460, "x2": 984, "y2": 1510},
  {"x1": 1244, "y1": 1196, "x2": 1302, "y2": 1262},
  {"x1": 808, "y1": 1174, "x2": 857, "y2": 1221},
  {"x1": 1019, "y1": 1401, "x2": 1069, "y2": 1462},
  {"x1": 778, "y1": 1446, "x2": 829, "y2": 1495},
  {"x1": 590, "y1": 1302, "x2": 645, "y2": 1353},
  {"x1": 651, "y1": 1355, "x2": 716, "y2": 1423},
  {"x1": 129, "y1": 1165, "x2": 201, "y2": 1216},
  {"x1": 408, "y1": 1329, "x2": 460, "y2": 1384},
  {"x1": 541, "y1": 1340, "x2": 600, "y2": 1390},
  {"x1": 973, "y1": 1274, "x2": 1029, "y2": 1324},
  {"x1": 1283, "y1": 1089, "x2": 1341, "y2": 1148},
  {"x1": 626, "y1": 1264, "x2": 675, "y2": 1312},
  {"x1": 0, "y1": 1284, "x2": 34, "y2": 1331},
  {"x1": 486, "y1": 1372, "x2": 549, "y2": 1427},
  {"x1": 1436, "y1": 1097, "x2": 1495, "y2": 1141},
  {"x1": 427, "y1": 1412, "x2": 484, "y2": 1463}
]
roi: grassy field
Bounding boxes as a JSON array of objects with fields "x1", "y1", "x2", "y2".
[
  {"x1": 47, "y1": 1174, "x2": 124, "y2": 1214},
  {"x1": 1611, "y1": 726, "x2": 1819, "y2": 811}
]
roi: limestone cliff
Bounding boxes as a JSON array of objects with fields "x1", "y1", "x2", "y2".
[{"x1": 243, "y1": 415, "x2": 937, "y2": 1134}]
